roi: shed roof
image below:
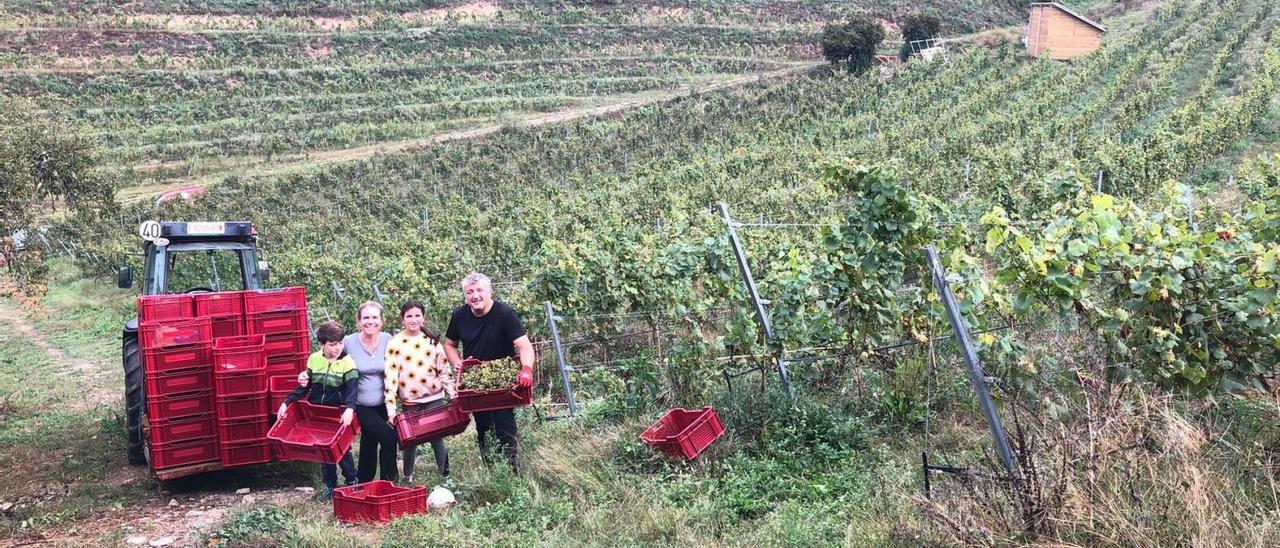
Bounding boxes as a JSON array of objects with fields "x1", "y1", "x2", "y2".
[{"x1": 1030, "y1": 2, "x2": 1106, "y2": 33}]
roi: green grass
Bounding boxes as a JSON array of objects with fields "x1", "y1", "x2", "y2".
[{"x1": 0, "y1": 264, "x2": 149, "y2": 540}]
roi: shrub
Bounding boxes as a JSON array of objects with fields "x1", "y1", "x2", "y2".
[
  {"x1": 820, "y1": 18, "x2": 885, "y2": 72},
  {"x1": 900, "y1": 13, "x2": 943, "y2": 61}
]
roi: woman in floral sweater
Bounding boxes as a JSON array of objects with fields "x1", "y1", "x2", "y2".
[{"x1": 385, "y1": 299, "x2": 456, "y2": 483}]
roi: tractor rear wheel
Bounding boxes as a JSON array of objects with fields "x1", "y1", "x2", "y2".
[{"x1": 123, "y1": 335, "x2": 146, "y2": 465}]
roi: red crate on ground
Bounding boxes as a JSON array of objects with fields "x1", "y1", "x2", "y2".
[
  {"x1": 246, "y1": 311, "x2": 308, "y2": 336},
  {"x1": 212, "y1": 334, "x2": 266, "y2": 374},
  {"x1": 244, "y1": 287, "x2": 306, "y2": 315},
  {"x1": 640, "y1": 407, "x2": 724, "y2": 460},
  {"x1": 138, "y1": 294, "x2": 195, "y2": 323},
  {"x1": 268, "y1": 375, "x2": 298, "y2": 412},
  {"x1": 216, "y1": 394, "x2": 266, "y2": 420},
  {"x1": 455, "y1": 359, "x2": 533, "y2": 413},
  {"x1": 194, "y1": 291, "x2": 245, "y2": 317},
  {"x1": 209, "y1": 316, "x2": 246, "y2": 340},
  {"x1": 394, "y1": 402, "x2": 470, "y2": 449},
  {"x1": 264, "y1": 333, "x2": 311, "y2": 358},
  {"x1": 150, "y1": 413, "x2": 216, "y2": 445},
  {"x1": 266, "y1": 352, "x2": 308, "y2": 376},
  {"x1": 332, "y1": 481, "x2": 426, "y2": 523},
  {"x1": 148, "y1": 390, "x2": 214, "y2": 421},
  {"x1": 140, "y1": 318, "x2": 212, "y2": 349},
  {"x1": 220, "y1": 439, "x2": 272, "y2": 467},
  {"x1": 143, "y1": 344, "x2": 212, "y2": 375},
  {"x1": 145, "y1": 365, "x2": 213, "y2": 397},
  {"x1": 267, "y1": 401, "x2": 360, "y2": 464},
  {"x1": 151, "y1": 436, "x2": 219, "y2": 469},
  {"x1": 218, "y1": 417, "x2": 268, "y2": 443}
]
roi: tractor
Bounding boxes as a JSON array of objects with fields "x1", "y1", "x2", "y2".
[{"x1": 117, "y1": 221, "x2": 271, "y2": 478}]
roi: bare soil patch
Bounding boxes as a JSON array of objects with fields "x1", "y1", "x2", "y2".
[{"x1": 0, "y1": 29, "x2": 212, "y2": 57}]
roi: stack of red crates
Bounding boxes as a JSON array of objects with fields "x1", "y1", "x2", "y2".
[
  {"x1": 247, "y1": 288, "x2": 312, "y2": 411},
  {"x1": 139, "y1": 287, "x2": 311, "y2": 472},
  {"x1": 213, "y1": 334, "x2": 271, "y2": 466},
  {"x1": 140, "y1": 295, "x2": 218, "y2": 470}
]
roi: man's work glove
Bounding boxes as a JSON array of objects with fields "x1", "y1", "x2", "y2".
[{"x1": 517, "y1": 363, "x2": 533, "y2": 389}]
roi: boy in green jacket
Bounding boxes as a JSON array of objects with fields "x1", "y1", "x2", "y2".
[{"x1": 278, "y1": 320, "x2": 359, "y2": 501}]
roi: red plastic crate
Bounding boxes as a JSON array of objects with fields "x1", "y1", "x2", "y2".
[
  {"x1": 332, "y1": 481, "x2": 426, "y2": 523},
  {"x1": 244, "y1": 287, "x2": 307, "y2": 314},
  {"x1": 246, "y1": 311, "x2": 308, "y2": 336},
  {"x1": 394, "y1": 402, "x2": 470, "y2": 449},
  {"x1": 268, "y1": 375, "x2": 298, "y2": 412},
  {"x1": 216, "y1": 394, "x2": 266, "y2": 421},
  {"x1": 150, "y1": 413, "x2": 216, "y2": 445},
  {"x1": 218, "y1": 417, "x2": 268, "y2": 443},
  {"x1": 267, "y1": 401, "x2": 360, "y2": 464},
  {"x1": 209, "y1": 316, "x2": 246, "y2": 340},
  {"x1": 457, "y1": 385, "x2": 532, "y2": 413},
  {"x1": 140, "y1": 318, "x2": 212, "y2": 350},
  {"x1": 143, "y1": 345, "x2": 212, "y2": 375},
  {"x1": 138, "y1": 294, "x2": 195, "y2": 323},
  {"x1": 148, "y1": 390, "x2": 214, "y2": 421},
  {"x1": 455, "y1": 359, "x2": 533, "y2": 413},
  {"x1": 194, "y1": 291, "x2": 245, "y2": 317},
  {"x1": 219, "y1": 439, "x2": 272, "y2": 467},
  {"x1": 264, "y1": 333, "x2": 311, "y2": 358},
  {"x1": 266, "y1": 352, "x2": 308, "y2": 376},
  {"x1": 151, "y1": 436, "x2": 219, "y2": 470},
  {"x1": 145, "y1": 365, "x2": 213, "y2": 397},
  {"x1": 640, "y1": 407, "x2": 724, "y2": 460},
  {"x1": 214, "y1": 370, "x2": 266, "y2": 397},
  {"x1": 212, "y1": 334, "x2": 266, "y2": 373}
]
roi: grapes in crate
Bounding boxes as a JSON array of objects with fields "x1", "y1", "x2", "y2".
[{"x1": 459, "y1": 358, "x2": 521, "y2": 391}]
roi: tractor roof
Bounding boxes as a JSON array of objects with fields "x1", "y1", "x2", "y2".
[{"x1": 157, "y1": 221, "x2": 257, "y2": 243}]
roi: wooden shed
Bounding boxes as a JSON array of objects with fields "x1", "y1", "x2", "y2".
[{"x1": 1026, "y1": 2, "x2": 1105, "y2": 60}]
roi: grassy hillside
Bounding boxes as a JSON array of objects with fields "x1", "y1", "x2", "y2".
[{"x1": 0, "y1": 0, "x2": 1029, "y2": 190}]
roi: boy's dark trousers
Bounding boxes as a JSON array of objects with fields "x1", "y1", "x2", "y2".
[{"x1": 321, "y1": 449, "x2": 358, "y2": 488}]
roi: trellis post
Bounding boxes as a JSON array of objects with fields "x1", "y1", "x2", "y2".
[
  {"x1": 924, "y1": 245, "x2": 1018, "y2": 478},
  {"x1": 545, "y1": 301, "x2": 578, "y2": 417},
  {"x1": 718, "y1": 202, "x2": 794, "y2": 401}
]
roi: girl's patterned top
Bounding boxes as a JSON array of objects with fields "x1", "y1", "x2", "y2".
[{"x1": 384, "y1": 330, "x2": 454, "y2": 416}]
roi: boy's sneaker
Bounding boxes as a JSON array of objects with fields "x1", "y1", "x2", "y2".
[
  {"x1": 317, "y1": 487, "x2": 334, "y2": 502},
  {"x1": 400, "y1": 475, "x2": 414, "y2": 485}
]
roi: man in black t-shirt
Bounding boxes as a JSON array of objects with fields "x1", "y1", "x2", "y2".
[{"x1": 444, "y1": 272, "x2": 535, "y2": 471}]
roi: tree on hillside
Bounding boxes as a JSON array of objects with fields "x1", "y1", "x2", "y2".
[
  {"x1": 820, "y1": 17, "x2": 885, "y2": 72},
  {"x1": 0, "y1": 99, "x2": 116, "y2": 300},
  {"x1": 900, "y1": 13, "x2": 943, "y2": 61}
]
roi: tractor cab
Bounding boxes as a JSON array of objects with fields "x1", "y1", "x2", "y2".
[
  {"x1": 119, "y1": 221, "x2": 276, "y2": 475},
  {"x1": 118, "y1": 221, "x2": 269, "y2": 295}
]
